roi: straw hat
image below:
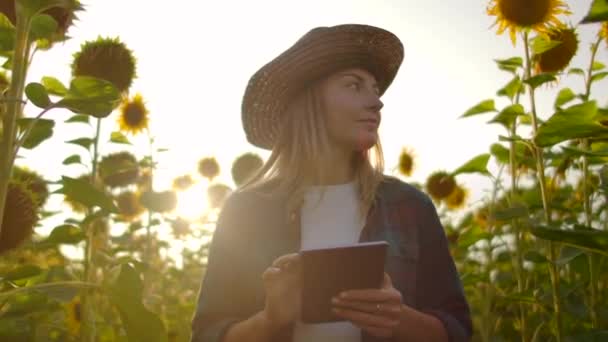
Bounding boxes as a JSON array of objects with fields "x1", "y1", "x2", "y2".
[{"x1": 241, "y1": 24, "x2": 404, "y2": 150}]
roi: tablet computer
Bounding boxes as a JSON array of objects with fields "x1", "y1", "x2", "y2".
[{"x1": 299, "y1": 240, "x2": 389, "y2": 323}]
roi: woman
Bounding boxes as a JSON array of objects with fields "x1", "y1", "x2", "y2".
[{"x1": 191, "y1": 24, "x2": 472, "y2": 342}]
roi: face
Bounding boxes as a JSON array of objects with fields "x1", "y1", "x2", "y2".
[{"x1": 319, "y1": 68, "x2": 383, "y2": 154}]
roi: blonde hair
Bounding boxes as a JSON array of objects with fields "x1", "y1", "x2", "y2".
[{"x1": 239, "y1": 81, "x2": 385, "y2": 220}]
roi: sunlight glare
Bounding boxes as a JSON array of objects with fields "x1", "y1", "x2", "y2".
[{"x1": 175, "y1": 183, "x2": 209, "y2": 221}]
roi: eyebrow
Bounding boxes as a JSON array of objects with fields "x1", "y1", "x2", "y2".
[{"x1": 338, "y1": 72, "x2": 379, "y2": 91}]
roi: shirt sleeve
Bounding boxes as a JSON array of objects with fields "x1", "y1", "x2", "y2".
[
  {"x1": 190, "y1": 194, "x2": 249, "y2": 342},
  {"x1": 416, "y1": 196, "x2": 473, "y2": 342}
]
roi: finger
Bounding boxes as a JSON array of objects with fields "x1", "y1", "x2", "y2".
[
  {"x1": 339, "y1": 289, "x2": 398, "y2": 302},
  {"x1": 332, "y1": 307, "x2": 399, "y2": 329},
  {"x1": 272, "y1": 253, "x2": 301, "y2": 269},
  {"x1": 382, "y1": 272, "x2": 393, "y2": 288},
  {"x1": 262, "y1": 266, "x2": 281, "y2": 282},
  {"x1": 332, "y1": 299, "x2": 402, "y2": 318},
  {"x1": 359, "y1": 325, "x2": 394, "y2": 338}
]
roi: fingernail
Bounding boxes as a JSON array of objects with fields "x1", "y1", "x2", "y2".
[
  {"x1": 340, "y1": 292, "x2": 348, "y2": 299},
  {"x1": 331, "y1": 297, "x2": 340, "y2": 304}
]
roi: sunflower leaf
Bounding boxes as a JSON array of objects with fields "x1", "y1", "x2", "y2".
[
  {"x1": 524, "y1": 251, "x2": 549, "y2": 264},
  {"x1": 581, "y1": 0, "x2": 608, "y2": 23},
  {"x1": 29, "y1": 14, "x2": 57, "y2": 42},
  {"x1": 62, "y1": 154, "x2": 81, "y2": 165},
  {"x1": 452, "y1": 153, "x2": 491, "y2": 176},
  {"x1": 0, "y1": 265, "x2": 42, "y2": 282},
  {"x1": 494, "y1": 57, "x2": 523, "y2": 73},
  {"x1": 497, "y1": 76, "x2": 523, "y2": 100},
  {"x1": 461, "y1": 99, "x2": 496, "y2": 118},
  {"x1": 591, "y1": 71, "x2": 608, "y2": 83},
  {"x1": 16, "y1": 118, "x2": 55, "y2": 149},
  {"x1": 592, "y1": 61, "x2": 606, "y2": 71},
  {"x1": 65, "y1": 114, "x2": 90, "y2": 124},
  {"x1": 55, "y1": 176, "x2": 118, "y2": 213},
  {"x1": 488, "y1": 104, "x2": 525, "y2": 129},
  {"x1": 568, "y1": 68, "x2": 585, "y2": 77},
  {"x1": 531, "y1": 226, "x2": 608, "y2": 257},
  {"x1": 0, "y1": 14, "x2": 16, "y2": 51},
  {"x1": 66, "y1": 137, "x2": 94, "y2": 152},
  {"x1": 56, "y1": 76, "x2": 121, "y2": 118},
  {"x1": 42, "y1": 76, "x2": 68, "y2": 96},
  {"x1": 523, "y1": 73, "x2": 557, "y2": 89},
  {"x1": 41, "y1": 224, "x2": 84, "y2": 246},
  {"x1": 535, "y1": 101, "x2": 608, "y2": 147},
  {"x1": 25, "y1": 82, "x2": 52, "y2": 108},
  {"x1": 110, "y1": 131, "x2": 132, "y2": 145},
  {"x1": 530, "y1": 35, "x2": 562, "y2": 55},
  {"x1": 554, "y1": 88, "x2": 576, "y2": 109}
]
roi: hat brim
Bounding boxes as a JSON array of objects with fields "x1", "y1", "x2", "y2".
[{"x1": 242, "y1": 24, "x2": 404, "y2": 150}]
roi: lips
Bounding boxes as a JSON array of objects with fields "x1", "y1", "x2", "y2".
[{"x1": 357, "y1": 118, "x2": 379, "y2": 125}]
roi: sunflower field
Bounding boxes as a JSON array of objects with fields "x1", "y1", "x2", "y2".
[{"x1": 0, "y1": 0, "x2": 608, "y2": 341}]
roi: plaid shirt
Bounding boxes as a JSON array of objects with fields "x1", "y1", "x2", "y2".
[{"x1": 191, "y1": 176, "x2": 472, "y2": 342}]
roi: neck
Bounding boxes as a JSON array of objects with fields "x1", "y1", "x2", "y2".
[{"x1": 314, "y1": 146, "x2": 356, "y2": 186}]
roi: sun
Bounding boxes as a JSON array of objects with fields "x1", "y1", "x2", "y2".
[{"x1": 175, "y1": 183, "x2": 209, "y2": 221}]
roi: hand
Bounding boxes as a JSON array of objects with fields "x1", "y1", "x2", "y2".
[
  {"x1": 261, "y1": 253, "x2": 302, "y2": 329},
  {"x1": 331, "y1": 272, "x2": 403, "y2": 338}
]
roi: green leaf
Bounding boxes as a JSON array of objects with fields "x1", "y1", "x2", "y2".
[
  {"x1": 568, "y1": 68, "x2": 585, "y2": 77},
  {"x1": 523, "y1": 73, "x2": 557, "y2": 89},
  {"x1": 555, "y1": 246, "x2": 585, "y2": 266},
  {"x1": 581, "y1": 0, "x2": 608, "y2": 23},
  {"x1": 56, "y1": 76, "x2": 121, "y2": 118},
  {"x1": 461, "y1": 99, "x2": 496, "y2": 118},
  {"x1": 1, "y1": 265, "x2": 42, "y2": 281},
  {"x1": 554, "y1": 88, "x2": 576, "y2": 109},
  {"x1": 110, "y1": 131, "x2": 131, "y2": 145},
  {"x1": 530, "y1": 226, "x2": 608, "y2": 257},
  {"x1": 41, "y1": 76, "x2": 68, "y2": 96},
  {"x1": 0, "y1": 14, "x2": 15, "y2": 52},
  {"x1": 591, "y1": 71, "x2": 608, "y2": 83},
  {"x1": 497, "y1": 76, "x2": 523, "y2": 101},
  {"x1": 25, "y1": 82, "x2": 52, "y2": 108},
  {"x1": 66, "y1": 137, "x2": 93, "y2": 152},
  {"x1": 18, "y1": 0, "x2": 74, "y2": 18},
  {"x1": 452, "y1": 153, "x2": 491, "y2": 176},
  {"x1": 62, "y1": 154, "x2": 81, "y2": 165},
  {"x1": 592, "y1": 61, "x2": 605, "y2": 71},
  {"x1": 65, "y1": 114, "x2": 90, "y2": 124},
  {"x1": 561, "y1": 146, "x2": 608, "y2": 158},
  {"x1": 488, "y1": 104, "x2": 525, "y2": 129},
  {"x1": 16, "y1": 118, "x2": 55, "y2": 149},
  {"x1": 530, "y1": 35, "x2": 562, "y2": 55},
  {"x1": 490, "y1": 143, "x2": 509, "y2": 164},
  {"x1": 494, "y1": 57, "x2": 523, "y2": 73},
  {"x1": 491, "y1": 204, "x2": 528, "y2": 221},
  {"x1": 35, "y1": 284, "x2": 80, "y2": 303},
  {"x1": 105, "y1": 264, "x2": 168, "y2": 342},
  {"x1": 55, "y1": 176, "x2": 118, "y2": 213},
  {"x1": 535, "y1": 101, "x2": 608, "y2": 147},
  {"x1": 29, "y1": 14, "x2": 57, "y2": 42},
  {"x1": 42, "y1": 224, "x2": 84, "y2": 245}
]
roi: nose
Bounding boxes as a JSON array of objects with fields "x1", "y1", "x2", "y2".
[{"x1": 366, "y1": 94, "x2": 383, "y2": 113}]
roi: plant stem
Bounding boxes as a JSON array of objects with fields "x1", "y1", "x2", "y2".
[
  {"x1": 81, "y1": 118, "x2": 102, "y2": 342},
  {"x1": 0, "y1": 13, "x2": 31, "y2": 235},
  {"x1": 580, "y1": 35, "x2": 602, "y2": 329},
  {"x1": 0, "y1": 281, "x2": 99, "y2": 301},
  {"x1": 509, "y1": 88, "x2": 527, "y2": 342},
  {"x1": 523, "y1": 31, "x2": 562, "y2": 342}
]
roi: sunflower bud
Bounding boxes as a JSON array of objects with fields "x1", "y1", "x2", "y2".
[
  {"x1": 116, "y1": 191, "x2": 144, "y2": 221},
  {"x1": 71, "y1": 37, "x2": 137, "y2": 94},
  {"x1": 198, "y1": 157, "x2": 220, "y2": 180},
  {"x1": 98, "y1": 152, "x2": 140, "y2": 188},
  {"x1": 231, "y1": 153, "x2": 263, "y2": 186},
  {"x1": 140, "y1": 190, "x2": 177, "y2": 213},
  {"x1": 0, "y1": 182, "x2": 39, "y2": 254},
  {"x1": 534, "y1": 27, "x2": 578, "y2": 73},
  {"x1": 12, "y1": 166, "x2": 49, "y2": 208},
  {"x1": 170, "y1": 217, "x2": 190, "y2": 239},
  {"x1": 425, "y1": 171, "x2": 456, "y2": 201}
]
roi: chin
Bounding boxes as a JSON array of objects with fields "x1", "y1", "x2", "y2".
[{"x1": 354, "y1": 134, "x2": 378, "y2": 152}]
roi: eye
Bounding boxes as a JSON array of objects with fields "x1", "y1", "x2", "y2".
[{"x1": 347, "y1": 82, "x2": 360, "y2": 91}]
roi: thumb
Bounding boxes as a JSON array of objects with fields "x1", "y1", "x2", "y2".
[{"x1": 382, "y1": 272, "x2": 393, "y2": 288}]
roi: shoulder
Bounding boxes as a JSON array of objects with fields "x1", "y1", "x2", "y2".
[{"x1": 377, "y1": 175, "x2": 433, "y2": 208}]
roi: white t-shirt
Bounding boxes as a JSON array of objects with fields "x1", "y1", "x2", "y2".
[{"x1": 293, "y1": 181, "x2": 364, "y2": 342}]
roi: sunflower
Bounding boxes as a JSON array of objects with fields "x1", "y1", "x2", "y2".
[
  {"x1": 207, "y1": 183, "x2": 232, "y2": 209},
  {"x1": 71, "y1": 37, "x2": 137, "y2": 94},
  {"x1": 172, "y1": 175, "x2": 194, "y2": 191},
  {"x1": 118, "y1": 93, "x2": 149, "y2": 135},
  {"x1": 231, "y1": 153, "x2": 263, "y2": 186},
  {"x1": 12, "y1": 166, "x2": 49, "y2": 208},
  {"x1": 600, "y1": 22, "x2": 608, "y2": 47},
  {"x1": 445, "y1": 184, "x2": 468, "y2": 210},
  {"x1": 487, "y1": 0, "x2": 571, "y2": 45},
  {"x1": 64, "y1": 296, "x2": 81, "y2": 337},
  {"x1": 425, "y1": 171, "x2": 456, "y2": 201},
  {"x1": 116, "y1": 191, "x2": 144, "y2": 221},
  {"x1": 0, "y1": 1, "x2": 82, "y2": 42},
  {"x1": 139, "y1": 190, "x2": 177, "y2": 213},
  {"x1": 534, "y1": 26, "x2": 578, "y2": 73},
  {"x1": 397, "y1": 147, "x2": 415, "y2": 177},
  {"x1": 0, "y1": 182, "x2": 38, "y2": 254},
  {"x1": 198, "y1": 157, "x2": 220, "y2": 180},
  {"x1": 170, "y1": 217, "x2": 190, "y2": 239},
  {"x1": 98, "y1": 152, "x2": 140, "y2": 188}
]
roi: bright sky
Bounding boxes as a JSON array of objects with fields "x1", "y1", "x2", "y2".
[{"x1": 14, "y1": 0, "x2": 608, "y2": 239}]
